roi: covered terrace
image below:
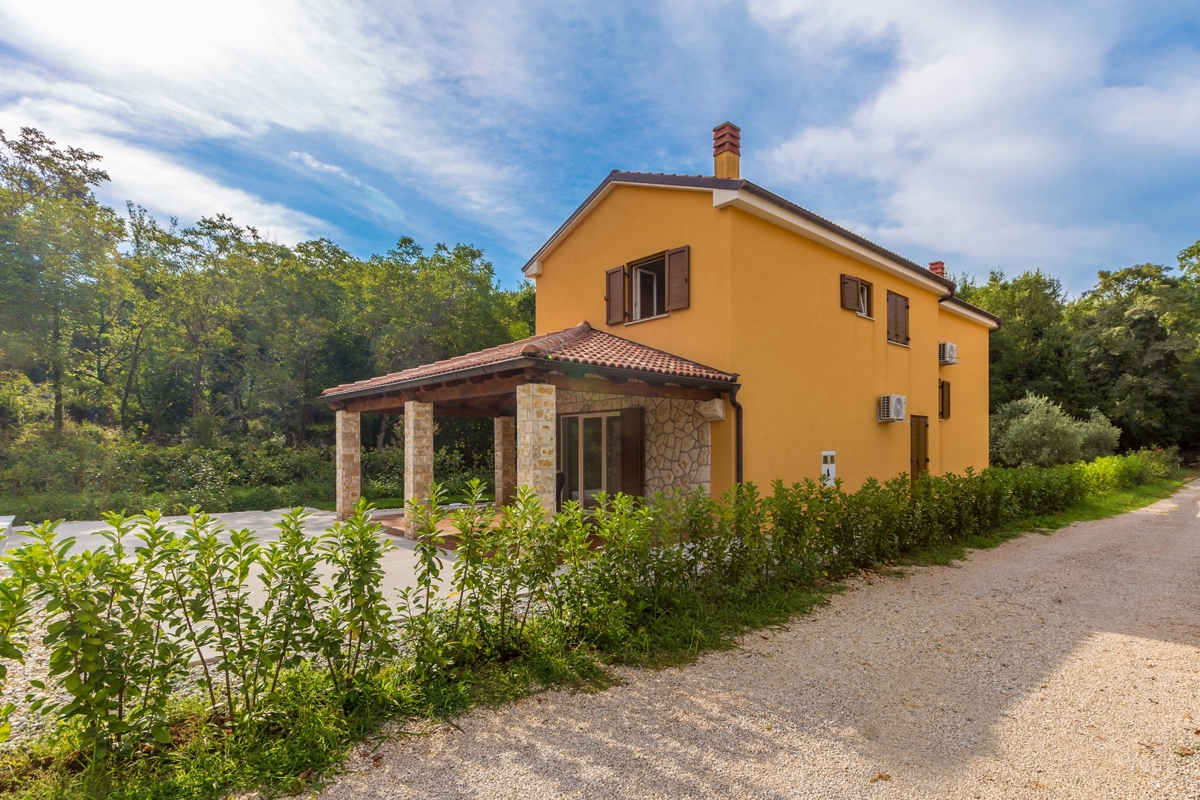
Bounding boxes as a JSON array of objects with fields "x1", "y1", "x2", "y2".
[{"x1": 320, "y1": 322, "x2": 740, "y2": 523}]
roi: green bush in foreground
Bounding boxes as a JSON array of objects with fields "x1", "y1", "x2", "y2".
[{"x1": 0, "y1": 449, "x2": 1177, "y2": 798}]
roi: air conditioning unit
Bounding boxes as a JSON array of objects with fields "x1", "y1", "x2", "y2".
[
  {"x1": 879, "y1": 394, "x2": 907, "y2": 422},
  {"x1": 938, "y1": 341, "x2": 958, "y2": 365}
]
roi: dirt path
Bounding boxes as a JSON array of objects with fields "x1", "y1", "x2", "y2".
[{"x1": 320, "y1": 483, "x2": 1200, "y2": 799}]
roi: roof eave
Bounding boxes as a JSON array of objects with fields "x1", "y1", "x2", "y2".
[
  {"x1": 320, "y1": 356, "x2": 740, "y2": 405},
  {"x1": 319, "y1": 356, "x2": 541, "y2": 404},
  {"x1": 938, "y1": 296, "x2": 1003, "y2": 330},
  {"x1": 522, "y1": 172, "x2": 956, "y2": 296},
  {"x1": 522, "y1": 172, "x2": 740, "y2": 277}
]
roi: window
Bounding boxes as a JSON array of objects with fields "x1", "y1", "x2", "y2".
[
  {"x1": 632, "y1": 256, "x2": 666, "y2": 321},
  {"x1": 886, "y1": 291, "x2": 909, "y2": 345},
  {"x1": 604, "y1": 247, "x2": 690, "y2": 325},
  {"x1": 939, "y1": 380, "x2": 951, "y2": 420},
  {"x1": 840, "y1": 274, "x2": 872, "y2": 317}
]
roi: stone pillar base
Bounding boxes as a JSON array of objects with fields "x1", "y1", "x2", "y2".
[
  {"x1": 335, "y1": 410, "x2": 361, "y2": 521},
  {"x1": 516, "y1": 383, "x2": 556, "y2": 511},
  {"x1": 494, "y1": 416, "x2": 517, "y2": 506},
  {"x1": 404, "y1": 401, "x2": 434, "y2": 534}
]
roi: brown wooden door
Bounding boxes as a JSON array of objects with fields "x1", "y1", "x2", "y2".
[{"x1": 910, "y1": 415, "x2": 929, "y2": 480}]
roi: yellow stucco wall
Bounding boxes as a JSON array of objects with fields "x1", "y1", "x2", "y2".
[
  {"x1": 535, "y1": 185, "x2": 739, "y2": 491},
  {"x1": 936, "y1": 307, "x2": 992, "y2": 475},
  {"x1": 533, "y1": 183, "x2": 992, "y2": 494}
]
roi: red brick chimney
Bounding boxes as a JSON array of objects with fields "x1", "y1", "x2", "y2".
[
  {"x1": 713, "y1": 122, "x2": 740, "y2": 179},
  {"x1": 929, "y1": 260, "x2": 946, "y2": 278}
]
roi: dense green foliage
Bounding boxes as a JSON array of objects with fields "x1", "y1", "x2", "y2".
[
  {"x1": 989, "y1": 393, "x2": 1122, "y2": 467},
  {"x1": 0, "y1": 423, "x2": 488, "y2": 524},
  {"x1": 0, "y1": 127, "x2": 533, "y2": 455},
  {"x1": 0, "y1": 450, "x2": 1176, "y2": 797},
  {"x1": 958, "y1": 258, "x2": 1200, "y2": 453}
]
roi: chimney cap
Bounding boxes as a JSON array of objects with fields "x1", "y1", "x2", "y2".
[{"x1": 713, "y1": 122, "x2": 741, "y2": 158}]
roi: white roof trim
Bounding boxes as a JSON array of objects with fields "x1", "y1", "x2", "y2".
[
  {"x1": 711, "y1": 189, "x2": 951, "y2": 296},
  {"x1": 522, "y1": 180, "x2": 714, "y2": 278},
  {"x1": 939, "y1": 298, "x2": 1001, "y2": 330}
]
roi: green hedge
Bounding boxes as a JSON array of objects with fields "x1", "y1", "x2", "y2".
[{"x1": 0, "y1": 450, "x2": 1177, "y2": 796}]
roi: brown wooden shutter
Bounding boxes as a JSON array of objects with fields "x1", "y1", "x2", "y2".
[
  {"x1": 605, "y1": 266, "x2": 626, "y2": 325},
  {"x1": 900, "y1": 295, "x2": 910, "y2": 344},
  {"x1": 940, "y1": 380, "x2": 951, "y2": 420},
  {"x1": 886, "y1": 292, "x2": 897, "y2": 341},
  {"x1": 619, "y1": 406, "x2": 644, "y2": 497},
  {"x1": 910, "y1": 415, "x2": 929, "y2": 481},
  {"x1": 841, "y1": 274, "x2": 860, "y2": 310},
  {"x1": 665, "y1": 246, "x2": 690, "y2": 311}
]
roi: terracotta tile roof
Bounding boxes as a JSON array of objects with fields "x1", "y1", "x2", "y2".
[{"x1": 321, "y1": 322, "x2": 738, "y2": 399}]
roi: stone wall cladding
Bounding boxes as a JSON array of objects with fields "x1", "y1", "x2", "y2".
[
  {"x1": 516, "y1": 383, "x2": 557, "y2": 510},
  {"x1": 557, "y1": 389, "x2": 713, "y2": 496},
  {"x1": 335, "y1": 410, "x2": 362, "y2": 521}
]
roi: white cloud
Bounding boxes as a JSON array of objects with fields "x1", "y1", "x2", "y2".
[
  {"x1": 0, "y1": 0, "x2": 547, "y2": 242},
  {"x1": 0, "y1": 91, "x2": 323, "y2": 243},
  {"x1": 747, "y1": 0, "x2": 1197, "y2": 283}
]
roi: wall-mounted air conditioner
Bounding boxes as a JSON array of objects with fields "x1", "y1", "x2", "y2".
[
  {"x1": 879, "y1": 394, "x2": 907, "y2": 422},
  {"x1": 938, "y1": 341, "x2": 957, "y2": 365}
]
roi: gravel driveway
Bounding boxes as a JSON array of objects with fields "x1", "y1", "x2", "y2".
[{"x1": 320, "y1": 481, "x2": 1200, "y2": 800}]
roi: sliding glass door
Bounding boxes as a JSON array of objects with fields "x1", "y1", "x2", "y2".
[{"x1": 560, "y1": 413, "x2": 621, "y2": 508}]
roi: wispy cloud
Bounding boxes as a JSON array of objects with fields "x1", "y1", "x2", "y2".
[
  {"x1": 288, "y1": 151, "x2": 360, "y2": 183},
  {"x1": 0, "y1": 0, "x2": 1197, "y2": 288}
]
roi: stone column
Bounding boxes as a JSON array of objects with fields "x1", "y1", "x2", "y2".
[
  {"x1": 516, "y1": 383, "x2": 557, "y2": 511},
  {"x1": 493, "y1": 415, "x2": 517, "y2": 506},
  {"x1": 404, "y1": 401, "x2": 434, "y2": 533},
  {"x1": 335, "y1": 409, "x2": 361, "y2": 521}
]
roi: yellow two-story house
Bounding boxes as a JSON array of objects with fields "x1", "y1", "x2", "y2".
[{"x1": 322, "y1": 123, "x2": 1000, "y2": 519}]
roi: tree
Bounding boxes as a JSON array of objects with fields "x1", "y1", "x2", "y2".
[
  {"x1": 957, "y1": 270, "x2": 1078, "y2": 412},
  {"x1": 0, "y1": 128, "x2": 124, "y2": 429},
  {"x1": 1068, "y1": 263, "x2": 1199, "y2": 450}
]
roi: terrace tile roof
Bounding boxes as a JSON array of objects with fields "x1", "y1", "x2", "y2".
[{"x1": 322, "y1": 322, "x2": 738, "y2": 399}]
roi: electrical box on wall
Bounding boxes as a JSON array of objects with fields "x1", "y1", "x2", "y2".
[{"x1": 821, "y1": 451, "x2": 836, "y2": 484}]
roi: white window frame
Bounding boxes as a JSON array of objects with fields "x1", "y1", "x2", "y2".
[{"x1": 631, "y1": 265, "x2": 661, "y2": 321}]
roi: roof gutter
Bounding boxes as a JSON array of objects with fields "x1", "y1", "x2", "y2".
[{"x1": 728, "y1": 385, "x2": 744, "y2": 484}]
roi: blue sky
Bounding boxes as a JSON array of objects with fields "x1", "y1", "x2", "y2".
[{"x1": 1, "y1": 0, "x2": 1198, "y2": 293}]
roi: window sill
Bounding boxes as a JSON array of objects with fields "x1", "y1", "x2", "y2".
[
  {"x1": 856, "y1": 313, "x2": 874, "y2": 320},
  {"x1": 887, "y1": 340, "x2": 911, "y2": 348},
  {"x1": 625, "y1": 313, "x2": 669, "y2": 326}
]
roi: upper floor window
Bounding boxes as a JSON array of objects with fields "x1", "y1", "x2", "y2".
[
  {"x1": 605, "y1": 246, "x2": 690, "y2": 325},
  {"x1": 632, "y1": 256, "x2": 666, "y2": 320},
  {"x1": 840, "y1": 274, "x2": 873, "y2": 317},
  {"x1": 886, "y1": 291, "x2": 910, "y2": 345}
]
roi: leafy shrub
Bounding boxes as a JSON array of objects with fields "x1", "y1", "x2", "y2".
[
  {"x1": 1078, "y1": 410, "x2": 1122, "y2": 462},
  {"x1": 0, "y1": 372, "x2": 34, "y2": 432},
  {"x1": 0, "y1": 451, "x2": 1177, "y2": 788},
  {"x1": 990, "y1": 394, "x2": 1120, "y2": 467}
]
